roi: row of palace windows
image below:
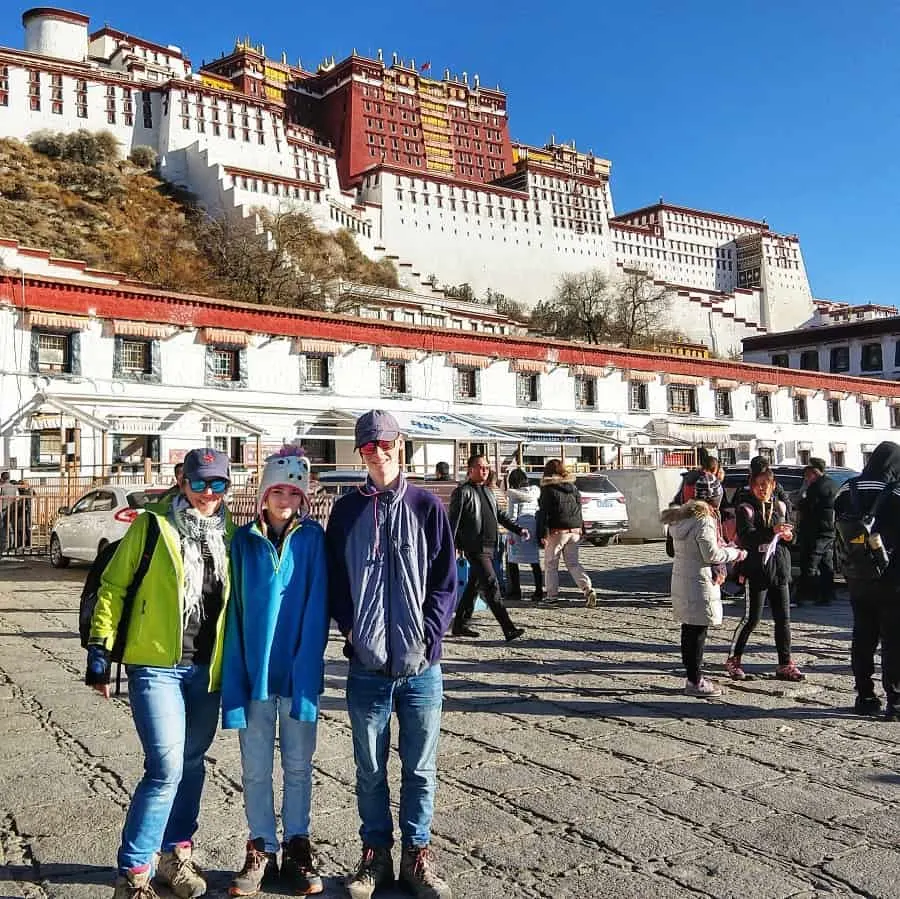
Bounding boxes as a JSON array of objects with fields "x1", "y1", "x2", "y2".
[
  {"x1": 772, "y1": 342, "x2": 899, "y2": 374},
  {"x1": 34, "y1": 330, "x2": 895, "y2": 424}
]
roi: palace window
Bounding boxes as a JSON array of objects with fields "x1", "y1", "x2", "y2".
[
  {"x1": 830, "y1": 346, "x2": 850, "y2": 373},
  {"x1": 0, "y1": 66, "x2": 8, "y2": 106},
  {"x1": 792, "y1": 397, "x2": 808, "y2": 423},
  {"x1": 831, "y1": 449, "x2": 846, "y2": 467},
  {"x1": 861, "y1": 342, "x2": 883, "y2": 372},
  {"x1": 827, "y1": 399, "x2": 842, "y2": 425},
  {"x1": 892, "y1": 406, "x2": 900, "y2": 429},
  {"x1": 799, "y1": 350, "x2": 819, "y2": 371},
  {"x1": 860, "y1": 401, "x2": 874, "y2": 428},
  {"x1": 714, "y1": 389, "x2": 732, "y2": 418},
  {"x1": 113, "y1": 337, "x2": 161, "y2": 383},
  {"x1": 667, "y1": 384, "x2": 697, "y2": 415},
  {"x1": 516, "y1": 372, "x2": 540, "y2": 406},
  {"x1": 770, "y1": 353, "x2": 789, "y2": 368},
  {"x1": 454, "y1": 367, "x2": 480, "y2": 403},
  {"x1": 30, "y1": 327, "x2": 83, "y2": 376},
  {"x1": 381, "y1": 361, "x2": 408, "y2": 397},
  {"x1": 212, "y1": 435, "x2": 245, "y2": 464},
  {"x1": 28, "y1": 69, "x2": 40, "y2": 111},
  {"x1": 300, "y1": 354, "x2": 334, "y2": 391},
  {"x1": 629, "y1": 382, "x2": 649, "y2": 412},
  {"x1": 575, "y1": 375, "x2": 597, "y2": 410},
  {"x1": 209, "y1": 348, "x2": 240, "y2": 382},
  {"x1": 30, "y1": 429, "x2": 62, "y2": 468},
  {"x1": 756, "y1": 393, "x2": 772, "y2": 421}
]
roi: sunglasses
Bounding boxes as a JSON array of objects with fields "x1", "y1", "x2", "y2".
[
  {"x1": 358, "y1": 439, "x2": 396, "y2": 456},
  {"x1": 187, "y1": 478, "x2": 229, "y2": 494}
]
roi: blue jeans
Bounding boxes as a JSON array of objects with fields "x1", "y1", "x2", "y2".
[
  {"x1": 238, "y1": 696, "x2": 318, "y2": 852},
  {"x1": 346, "y1": 662, "x2": 443, "y2": 848},
  {"x1": 117, "y1": 665, "x2": 220, "y2": 873}
]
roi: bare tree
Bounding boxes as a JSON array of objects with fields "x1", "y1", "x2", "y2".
[
  {"x1": 530, "y1": 270, "x2": 611, "y2": 343},
  {"x1": 608, "y1": 270, "x2": 673, "y2": 348}
]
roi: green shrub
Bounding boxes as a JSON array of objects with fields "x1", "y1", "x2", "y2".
[
  {"x1": 28, "y1": 130, "x2": 66, "y2": 158},
  {"x1": 129, "y1": 145, "x2": 158, "y2": 169}
]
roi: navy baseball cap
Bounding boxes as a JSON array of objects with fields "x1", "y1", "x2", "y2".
[
  {"x1": 182, "y1": 448, "x2": 231, "y2": 483},
  {"x1": 354, "y1": 410, "x2": 400, "y2": 449}
]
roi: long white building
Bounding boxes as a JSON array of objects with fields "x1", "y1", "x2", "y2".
[{"x1": 0, "y1": 7, "x2": 817, "y2": 350}]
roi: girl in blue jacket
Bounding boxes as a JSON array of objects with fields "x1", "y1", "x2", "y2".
[{"x1": 222, "y1": 447, "x2": 329, "y2": 896}]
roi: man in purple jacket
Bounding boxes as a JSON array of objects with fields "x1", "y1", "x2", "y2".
[{"x1": 325, "y1": 410, "x2": 456, "y2": 899}]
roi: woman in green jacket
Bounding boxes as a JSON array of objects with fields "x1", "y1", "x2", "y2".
[{"x1": 86, "y1": 448, "x2": 234, "y2": 899}]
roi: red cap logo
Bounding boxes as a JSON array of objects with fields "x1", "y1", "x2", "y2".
[{"x1": 203, "y1": 452, "x2": 215, "y2": 463}]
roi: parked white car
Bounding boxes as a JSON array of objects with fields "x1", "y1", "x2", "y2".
[
  {"x1": 526, "y1": 472, "x2": 629, "y2": 546},
  {"x1": 50, "y1": 485, "x2": 169, "y2": 567}
]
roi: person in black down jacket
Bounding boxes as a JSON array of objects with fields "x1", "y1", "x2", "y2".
[
  {"x1": 449, "y1": 454, "x2": 526, "y2": 642},
  {"x1": 536, "y1": 459, "x2": 597, "y2": 607},
  {"x1": 726, "y1": 468, "x2": 805, "y2": 682},
  {"x1": 833, "y1": 440, "x2": 900, "y2": 718},
  {"x1": 794, "y1": 458, "x2": 837, "y2": 606}
]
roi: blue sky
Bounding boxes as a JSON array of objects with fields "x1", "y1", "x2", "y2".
[{"x1": 3, "y1": 2, "x2": 897, "y2": 305}]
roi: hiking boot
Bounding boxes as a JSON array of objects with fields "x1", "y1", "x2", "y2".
[
  {"x1": 854, "y1": 694, "x2": 883, "y2": 716},
  {"x1": 113, "y1": 867, "x2": 159, "y2": 899},
  {"x1": 229, "y1": 838, "x2": 278, "y2": 896},
  {"x1": 398, "y1": 846, "x2": 452, "y2": 899},
  {"x1": 346, "y1": 845, "x2": 394, "y2": 899},
  {"x1": 724, "y1": 656, "x2": 748, "y2": 681},
  {"x1": 775, "y1": 661, "x2": 806, "y2": 682},
  {"x1": 684, "y1": 678, "x2": 722, "y2": 698},
  {"x1": 504, "y1": 626, "x2": 526, "y2": 643},
  {"x1": 156, "y1": 842, "x2": 206, "y2": 898},
  {"x1": 584, "y1": 589, "x2": 598, "y2": 609},
  {"x1": 281, "y1": 835, "x2": 323, "y2": 895},
  {"x1": 451, "y1": 625, "x2": 479, "y2": 638}
]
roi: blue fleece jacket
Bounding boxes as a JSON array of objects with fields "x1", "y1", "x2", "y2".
[
  {"x1": 221, "y1": 516, "x2": 329, "y2": 728},
  {"x1": 325, "y1": 474, "x2": 457, "y2": 678}
]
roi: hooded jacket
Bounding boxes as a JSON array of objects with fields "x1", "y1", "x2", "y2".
[
  {"x1": 326, "y1": 474, "x2": 457, "y2": 678},
  {"x1": 221, "y1": 516, "x2": 329, "y2": 729},
  {"x1": 536, "y1": 475, "x2": 583, "y2": 538},
  {"x1": 506, "y1": 484, "x2": 540, "y2": 565},
  {"x1": 834, "y1": 441, "x2": 900, "y2": 584},
  {"x1": 661, "y1": 501, "x2": 743, "y2": 626},
  {"x1": 448, "y1": 480, "x2": 522, "y2": 554},
  {"x1": 796, "y1": 474, "x2": 837, "y2": 549}
]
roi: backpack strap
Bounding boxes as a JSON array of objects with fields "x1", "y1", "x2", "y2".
[{"x1": 110, "y1": 514, "x2": 160, "y2": 665}]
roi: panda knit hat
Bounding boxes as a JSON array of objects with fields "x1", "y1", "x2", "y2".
[{"x1": 257, "y1": 445, "x2": 311, "y2": 518}]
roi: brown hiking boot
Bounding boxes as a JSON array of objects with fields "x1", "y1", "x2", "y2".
[
  {"x1": 281, "y1": 835, "x2": 323, "y2": 895},
  {"x1": 346, "y1": 845, "x2": 394, "y2": 899},
  {"x1": 398, "y1": 845, "x2": 452, "y2": 899},
  {"x1": 156, "y1": 842, "x2": 206, "y2": 898},
  {"x1": 229, "y1": 837, "x2": 278, "y2": 896},
  {"x1": 113, "y1": 867, "x2": 159, "y2": 899}
]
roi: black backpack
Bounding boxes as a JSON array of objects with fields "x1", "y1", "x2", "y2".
[
  {"x1": 835, "y1": 482, "x2": 893, "y2": 581},
  {"x1": 79, "y1": 515, "x2": 160, "y2": 694}
]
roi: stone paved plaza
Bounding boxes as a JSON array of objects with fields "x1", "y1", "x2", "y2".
[{"x1": 2, "y1": 545, "x2": 900, "y2": 898}]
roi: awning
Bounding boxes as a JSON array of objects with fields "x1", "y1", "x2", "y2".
[
  {"x1": 625, "y1": 369, "x2": 658, "y2": 383},
  {"x1": 24, "y1": 310, "x2": 90, "y2": 331},
  {"x1": 448, "y1": 353, "x2": 493, "y2": 370},
  {"x1": 0, "y1": 391, "x2": 110, "y2": 437},
  {"x1": 509, "y1": 359, "x2": 548, "y2": 374},
  {"x1": 295, "y1": 338, "x2": 345, "y2": 355},
  {"x1": 375, "y1": 346, "x2": 418, "y2": 362},
  {"x1": 663, "y1": 373, "x2": 706, "y2": 386},
  {"x1": 569, "y1": 364, "x2": 609, "y2": 377},
  {"x1": 827, "y1": 390, "x2": 849, "y2": 401},
  {"x1": 792, "y1": 387, "x2": 815, "y2": 397},
  {"x1": 647, "y1": 417, "x2": 730, "y2": 446},
  {"x1": 163, "y1": 401, "x2": 266, "y2": 436},
  {"x1": 460, "y1": 413, "x2": 630, "y2": 446},
  {"x1": 753, "y1": 383, "x2": 778, "y2": 394},
  {"x1": 112, "y1": 319, "x2": 174, "y2": 339},
  {"x1": 301, "y1": 409, "x2": 520, "y2": 443},
  {"x1": 201, "y1": 327, "x2": 252, "y2": 347},
  {"x1": 712, "y1": 378, "x2": 739, "y2": 390}
]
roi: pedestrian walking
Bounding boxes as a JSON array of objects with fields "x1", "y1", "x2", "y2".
[
  {"x1": 325, "y1": 410, "x2": 457, "y2": 899},
  {"x1": 833, "y1": 441, "x2": 900, "y2": 718},
  {"x1": 504, "y1": 468, "x2": 544, "y2": 602},
  {"x1": 449, "y1": 454, "x2": 526, "y2": 641},
  {"x1": 661, "y1": 499, "x2": 746, "y2": 696},
  {"x1": 727, "y1": 468, "x2": 805, "y2": 682},
  {"x1": 85, "y1": 448, "x2": 234, "y2": 899},
  {"x1": 536, "y1": 459, "x2": 597, "y2": 607},
  {"x1": 794, "y1": 458, "x2": 837, "y2": 606},
  {"x1": 222, "y1": 446, "x2": 329, "y2": 896}
]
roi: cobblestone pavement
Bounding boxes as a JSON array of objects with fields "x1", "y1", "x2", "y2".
[{"x1": 2, "y1": 545, "x2": 900, "y2": 898}]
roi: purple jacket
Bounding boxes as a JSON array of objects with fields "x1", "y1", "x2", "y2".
[{"x1": 325, "y1": 474, "x2": 457, "y2": 677}]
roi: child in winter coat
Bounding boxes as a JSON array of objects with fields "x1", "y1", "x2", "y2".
[
  {"x1": 505, "y1": 468, "x2": 544, "y2": 602},
  {"x1": 222, "y1": 447, "x2": 329, "y2": 896},
  {"x1": 726, "y1": 468, "x2": 805, "y2": 683},
  {"x1": 661, "y1": 499, "x2": 746, "y2": 696}
]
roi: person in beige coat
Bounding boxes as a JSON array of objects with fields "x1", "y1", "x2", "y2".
[{"x1": 661, "y1": 500, "x2": 746, "y2": 697}]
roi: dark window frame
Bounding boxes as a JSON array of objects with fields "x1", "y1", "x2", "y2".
[
  {"x1": 827, "y1": 399, "x2": 843, "y2": 425},
  {"x1": 453, "y1": 366, "x2": 481, "y2": 403},
  {"x1": 299, "y1": 353, "x2": 335, "y2": 392},
  {"x1": 799, "y1": 350, "x2": 819, "y2": 371},
  {"x1": 756, "y1": 393, "x2": 772, "y2": 421},
  {"x1": 860, "y1": 342, "x2": 883, "y2": 373},
  {"x1": 714, "y1": 388, "x2": 733, "y2": 418},
  {"x1": 574, "y1": 374, "x2": 597, "y2": 410},
  {"x1": 30, "y1": 328, "x2": 81, "y2": 376},
  {"x1": 205, "y1": 343, "x2": 248, "y2": 388},
  {"x1": 380, "y1": 361, "x2": 410, "y2": 398},
  {"x1": 829, "y1": 346, "x2": 850, "y2": 373},
  {"x1": 113, "y1": 336, "x2": 161, "y2": 383},
  {"x1": 515, "y1": 372, "x2": 541, "y2": 407},
  {"x1": 792, "y1": 396, "x2": 808, "y2": 423},
  {"x1": 666, "y1": 384, "x2": 698, "y2": 415},
  {"x1": 628, "y1": 381, "x2": 649, "y2": 412}
]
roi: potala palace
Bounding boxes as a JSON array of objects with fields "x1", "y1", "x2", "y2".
[{"x1": 0, "y1": 7, "x2": 816, "y2": 352}]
